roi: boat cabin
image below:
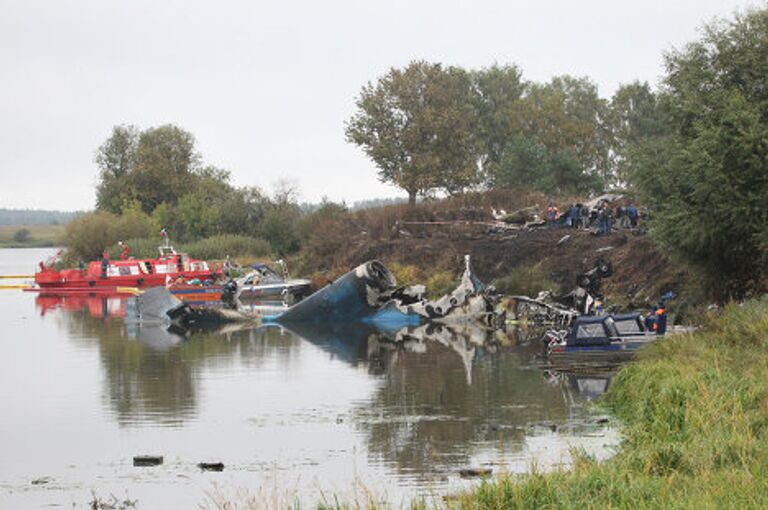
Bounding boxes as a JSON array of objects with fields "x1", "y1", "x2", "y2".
[
  {"x1": 565, "y1": 315, "x2": 620, "y2": 346},
  {"x1": 612, "y1": 312, "x2": 648, "y2": 336},
  {"x1": 85, "y1": 247, "x2": 210, "y2": 278}
]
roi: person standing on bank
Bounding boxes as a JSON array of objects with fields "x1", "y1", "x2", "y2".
[
  {"x1": 547, "y1": 203, "x2": 559, "y2": 228},
  {"x1": 655, "y1": 301, "x2": 668, "y2": 335}
]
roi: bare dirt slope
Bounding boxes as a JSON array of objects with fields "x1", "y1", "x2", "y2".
[{"x1": 300, "y1": 222, "x2": 687, "y2": 311}]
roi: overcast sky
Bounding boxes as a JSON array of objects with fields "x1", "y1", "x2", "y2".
[{"x1": 0, "y1": 0, "x2": 759, "y2": 211}]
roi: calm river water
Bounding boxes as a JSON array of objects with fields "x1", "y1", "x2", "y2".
[{"x1": 0, "y1": 248, "x2": 618, "y2": 509}]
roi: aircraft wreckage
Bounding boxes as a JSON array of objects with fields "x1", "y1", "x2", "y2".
[
  {"x1": 127, "y1": 255, "x2": 613, "y2": 337},
  {"x1": 263, "y1": 255, "x2": 501, "y2": 329}
]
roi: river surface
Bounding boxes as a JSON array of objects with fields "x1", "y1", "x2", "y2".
[{"x1": 0, "y1": 248, "x2": 618, "y2": 509}]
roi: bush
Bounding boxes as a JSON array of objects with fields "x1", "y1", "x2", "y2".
[
  {"x1": 426, "y1": 270, "x2": 457, "y2": 299},
  {"x1": 494, "y1": 262, "x2": 558, "y2": 297},
  {"x1": 64, "y1": 209, "x2": 155, "y2": 263},
  {"x1": 259, "y1": 207, "x2": 302, "y2": 255},
  {"x1": 181, "y1": 235, "x2": 272, "y2": 260},
  {"x1": 105, "y1": 237, "x2": 160, "y2": 260},
  {"x1": 12, "y1": 228, "x2": 30, "y2": 243},
  {"x1": 388, "y1": 263, "x2": 427, "y2": 287}
]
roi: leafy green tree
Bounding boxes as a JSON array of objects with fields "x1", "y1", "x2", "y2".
[
  {"x1": 95, "y1": 125, "x2": 139, "y2": 213},
  {"x1": 64, "y1": 206, "x2": 155, "y2": 262},
  {"x1": 520, "y1": 76, "x2": 612, "y2": 183},
  {"x1": 472, "y1": 64, "x2": 527, "y2": 181},
  {"x1": 131, "y1": 125, "x2": 200, "y2": 213},
  {"x1": 494, "y1": 136, "x2": 601, "y2": 194},
  {"x1": 632, "y1": 8, "x2": 768, "y2": 299},
  {"x1": 485, "y1": 75, "x2": 610, "y2": 193},
  {"x1": 492, "y1": 135, "x2": 549, "y2": 189},
  {"x1": 610, "y1": 81, "x2": 667, "y2": 182},
  {"x1": 217, "y1": 187, "x2": 267, "y2": 237},
  {"x1": 346, "y1": 61, "x2": 480, "y2": 204}
]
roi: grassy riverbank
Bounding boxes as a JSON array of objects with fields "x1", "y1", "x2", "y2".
[
  {"x1": 449, "y1": 298, "x2": 768, "y2": 509},
  {"x1": 0, "y1": 224, "x2": 64, "y2": 248}
]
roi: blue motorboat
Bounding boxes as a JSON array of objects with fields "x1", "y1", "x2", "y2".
[{"x1": 544, "y1": 314, "x2": 658, "y2": 362}]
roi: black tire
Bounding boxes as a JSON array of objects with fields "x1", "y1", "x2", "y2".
[{"x1": 597, "y1": 260, "x2": 613, "y2": 278}]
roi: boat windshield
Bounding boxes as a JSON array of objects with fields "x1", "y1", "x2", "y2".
[{"x1": 158, "y1": 246, "x2": 177, "y2": 257}]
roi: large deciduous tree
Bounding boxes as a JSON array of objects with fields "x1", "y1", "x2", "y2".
[
  {"x1": 95, "y1": 125, "x2": 139, "y2": 213},
  {"x1": 345, "y1": 61, "x2": 480, "y2": 205},
  {"x1": 95, "y1": 124, "x2": 202, "y2": 215},
  {"x1": 609, "y1": 81, "x2": 667, "y2": 182},
  {"x1": 489, "y1": 75, "x2": 609, "y2": 194},
  {"x1": 632, "y1": 8, "x2": 768, "y2": 299},
  {"x1": 471, "y1": 64, "x2": 527, "y2": 182},
  {"x1": 131, "y1": 125, "x2": 201, "y2": 214}
]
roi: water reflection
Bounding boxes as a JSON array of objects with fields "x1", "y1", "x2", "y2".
[
  {"x1": 38, "y1": 294, "x2": 288, "y2": 426},
  {"x1": 35, "y1": 293, "x2": 615, "y2": 482}
]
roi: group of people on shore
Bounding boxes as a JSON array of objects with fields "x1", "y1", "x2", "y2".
[{"x1": 547, "y1": 201, "x2": 641, "y2": 235}]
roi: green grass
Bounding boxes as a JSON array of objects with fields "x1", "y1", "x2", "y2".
[
  {"x1": 493, "y1": 262, "x2": 559, "y2": 297},
  {"x1": 446, "y1": 297, "x2": 768, "y2": 509},
  {"x1": 0, "y1": 224, "x2": 65, "y2": 247}
]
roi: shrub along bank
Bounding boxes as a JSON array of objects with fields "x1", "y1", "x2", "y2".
[{"x1": 448, "y1": 298, "x2": 768, "y2": 509}]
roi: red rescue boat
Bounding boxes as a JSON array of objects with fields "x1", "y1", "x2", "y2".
[{"x1": 34, "y1": 245, "x2": 220, "y2": 290}]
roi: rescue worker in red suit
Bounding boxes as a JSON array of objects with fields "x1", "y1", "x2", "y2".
[{"x1": 118, "y1": 241, "x2": 130, "y2": 261}]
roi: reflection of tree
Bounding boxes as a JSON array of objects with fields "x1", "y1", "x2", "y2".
[{"x1": 52, "y1": 296, "x2": 300, "y2": 426}]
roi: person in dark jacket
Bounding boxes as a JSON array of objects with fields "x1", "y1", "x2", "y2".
[
  {"x1": 101, "y1": 251, "x2": 109, "y2": 279},
  {"x1": 627, "y1": 204, "x2": 639, "y2": 228},
  {"x1": 567, "y1": 204, "x2": 577, "y2": 228},
  {"x1": 645, "y1": 305, "x2": 657, "y2": 331},
  {"x1": 598, "y1": 206, "x2": 611, "y2": 235}
]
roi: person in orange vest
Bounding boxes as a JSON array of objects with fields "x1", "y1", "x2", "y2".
[
  {"x1": 547, "y1": 203, "x2": 559, "y2": 228},
  {"x1": 655, "y1": 301, "x2": 668, "y2": 335}
]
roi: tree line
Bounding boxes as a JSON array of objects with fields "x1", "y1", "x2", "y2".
[
  {"x1": 79, "y1": 7, "x2": 768, "y2": 300},
  {"x1": 0, "y1": 208, "x2": 82, "y2": 226},
  {"x1": 91, "y1": 124, "x2": 305, "y2": 256},
  {"x1": 347, "y1": 8, "x2": 768, "y2": 299},
  {"x1": 345, "y1": 63, "x2": 661, "y2": 204}
]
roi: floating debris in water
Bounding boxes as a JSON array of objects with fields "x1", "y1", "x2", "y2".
[
  {"x1": 197, "y1": 462, "x2": 224, "y2": 472},
  {"x1": 133, "y1": 455, "x2": 163, "y2": 467}
]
